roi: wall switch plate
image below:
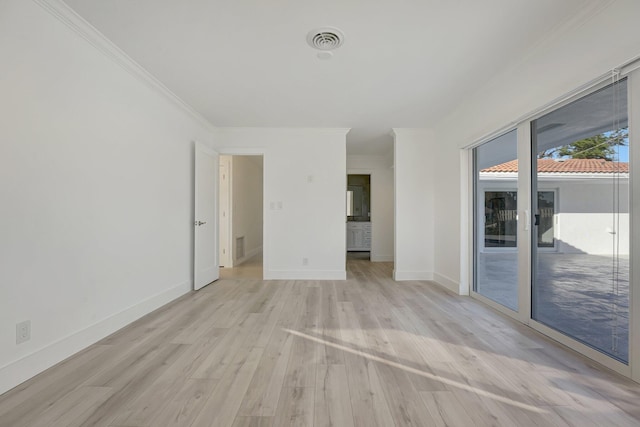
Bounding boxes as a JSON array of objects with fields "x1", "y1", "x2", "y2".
[
  {"x1": 302, "y1": 258, "x2": 309, "y2": 266},
  {"x1": 16, "y1": 320, "x2": 31, "y2": 344}
]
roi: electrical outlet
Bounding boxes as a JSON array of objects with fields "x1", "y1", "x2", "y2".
[
  {"x1": 302, "y1": 258, "x2": 308, "y2": 266},
  {"x1": 16, "y1": 320, "x2": 31, "y2": 344}
]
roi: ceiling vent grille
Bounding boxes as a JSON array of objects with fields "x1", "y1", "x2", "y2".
[{"x1": 307, "y1": 28, "x2": 344, "y2": 51}]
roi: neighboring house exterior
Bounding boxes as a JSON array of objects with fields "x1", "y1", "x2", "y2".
[{"x1": 478, "y1": 159, "x2": 629, "y2": 256}]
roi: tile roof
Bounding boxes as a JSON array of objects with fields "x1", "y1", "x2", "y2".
[{"x1": 482, "y1": 159, "x2": 629, "y2": 173}]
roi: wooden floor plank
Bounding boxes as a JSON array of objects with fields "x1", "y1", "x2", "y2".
[
  {"x1": 237, "y1": 329, "x2": 294, "y2": 417},
  {"x1": 317, "y1": 282, "x2": 345, "y2": 365},
  {"x1": 314, "y1": 364, "x2": 355, "y2": 427},
  {"x1": 337, "y1": 301, "x2": 396, "y2": 427},
  {"x1": 190, "y1": 347, "x2": 265, "y2": 427},
  {"x1": 147, "y1": 378, "x2": 217, "y2": 427},
  {"x1": 272, "y1": 387, "x2": 315, "y2": 427},
  {"x1": 419, "y1": 391, "x2": 477, "y2": 427},
  {"x1": 283, "y1": 287, "x2": 320, "y2": 389},
  {"x1": 232, "y1": 416, "x2": 275, "y2": 427},
  {"x1": 31, "y1": 386, "x2": 112, "y2": 427}
]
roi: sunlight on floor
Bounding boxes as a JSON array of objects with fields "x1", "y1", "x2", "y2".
[{"x1": 283, "y1": 328, "x2": 547, "y2": 414}]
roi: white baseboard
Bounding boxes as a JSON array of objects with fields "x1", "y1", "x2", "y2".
[
  {"x1": 264, "y1": 270, "x2": 346, "y2": 280},
  {"x1": 0, "y1": 281, "x2": 191, "y2": 395},
  {"x1": 370, "y1": 254, "x2": 394, "y2": 262},
  {"x1": 393, "y1": 270, "x2": 434, "y2": 281},
  {"x1": 433, "y1": 272, "x2": 462, "y2": 295},
  {"x1": 234, "y1": 246, "x2": 262, "y2": 267}
]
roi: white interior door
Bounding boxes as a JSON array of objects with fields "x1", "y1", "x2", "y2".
[{"x1": 194, "y1": 142, "x2": 219, "y2": 290}]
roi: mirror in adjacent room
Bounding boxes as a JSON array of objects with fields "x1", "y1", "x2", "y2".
[{"x1": 347, "y1": 174, "x2": 371, "y2": 221}]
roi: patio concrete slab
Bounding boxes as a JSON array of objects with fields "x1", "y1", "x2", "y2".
[{"x1": 477, "y1": 252, "x2": 629, "y2": 363}]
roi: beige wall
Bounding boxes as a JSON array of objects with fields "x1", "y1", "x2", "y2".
[{"x1": 231, "y1": 156, "x2": 264, "y2": 264}]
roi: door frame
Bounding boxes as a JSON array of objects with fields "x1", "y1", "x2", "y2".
[{"x1": 219, "y1": 155, "x2": 232, "y2": 268}]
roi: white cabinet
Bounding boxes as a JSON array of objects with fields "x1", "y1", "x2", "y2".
[{"x1": 347, "y1": 222, "x2": 371, "y2": 251}]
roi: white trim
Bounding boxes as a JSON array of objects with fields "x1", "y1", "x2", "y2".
[
  {"x1": 460, "y1": 149, "x2": 473, "y2": 296},
  {"x1": 32, "y1": 0, "x2": 216, "y2": 133},
  {"x1": 629, "y1": 68, "x2": 640, "y2": 382},
  {"x1": 216, "y1": 147, "x2": 268, "y2": 156},
  {"x1": 263, "y1": 270, "x2": 346, "y2": 280},
  {"x1": 218, "y1": 156, "x2": 233, "y2": 268},
  {"x1": 0, "y1": 280, "x2": 191, "y2": 395},
  {"x1": 517, "y1": 122, "x2": 533, "y2": 325},
  {"x1": 393, "y1": 270, "x2": 434, "y2": 281},
  {"x1": 528, "y1": 320, "x2": 631, "y2": 377},
  {"x1": 217, "y1": 127, "x2": 351, "y2": 137},
  {"x1": 433, "y1": 273, "x2": 461, "y2": 295},
  {"x1": 621, "y1": 54, "x2": 640, "y2": 76},
  {"x1": 471, "y1": 290, "x2": 519, "y2": 318}
]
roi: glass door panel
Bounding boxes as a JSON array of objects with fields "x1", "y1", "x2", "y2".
[
  {"x1": 531, "y1": 79, "x2": 629, "y2": 363},
  {"x1": 474, "y1": 130, "x2": 518, "y2": 311}
]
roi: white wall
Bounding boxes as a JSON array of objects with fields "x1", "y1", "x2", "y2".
[
  {"x1": 430, "y1": 1, "x2": 640, "y2": 292},
  {"x1": 0, "y1": 0, "x2": 216, "y2": 394},
  {"x1": 347, "y1": 154, "x2": 394, "y2": 262},
  {"x1": 231, "y1": 156, "x2": 264, "y2": 264},
  {"x1": 214, "y1": 128, "x2": 348, "y2": 280},
  {"x1": 393, "y1": 129, "x2": 435, "y2": 281},
  {"x1": 554, "y1": 180, "x2": 629, "y2": 255}
]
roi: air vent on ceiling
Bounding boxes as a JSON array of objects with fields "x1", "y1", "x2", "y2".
[{"x1": 307, "y1": 27, "x2": 345, "y2": 51}]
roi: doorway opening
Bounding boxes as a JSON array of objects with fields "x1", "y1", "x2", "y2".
[
  {"x1": 347, "y1": 174, "x2": 371, "y2": 261},
  {"x1": 218, "y1": 155, "x2": 264, "y2": 280}
]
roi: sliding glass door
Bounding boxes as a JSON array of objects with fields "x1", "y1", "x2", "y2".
[
  {"x1": 472, "y1": 77, "x2": 632, "y2": 368},
  {"x1": 531, "y1": 79, "x2": 629, "y2": 363}
]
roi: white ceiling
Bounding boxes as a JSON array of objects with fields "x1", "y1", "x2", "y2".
[{"x1": 63, "y1": 0, "x2": 596, "y2": 154}]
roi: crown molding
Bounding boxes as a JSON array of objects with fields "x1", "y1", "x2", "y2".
[
  {"x1": 32, "y1": 0, "x2": 217, "y2": 134},
  {"x1": 216, "y1": 127, "x2": 351, "y2": 136}
]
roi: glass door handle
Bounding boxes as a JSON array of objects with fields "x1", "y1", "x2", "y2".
[{"x1": 534, "y1": 214, "x2": 540, "y2": 226}]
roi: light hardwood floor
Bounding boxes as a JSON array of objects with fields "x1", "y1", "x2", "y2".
[{"x1": 2, "y1": 259, "x2": 640, "y2": 426}]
